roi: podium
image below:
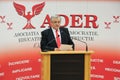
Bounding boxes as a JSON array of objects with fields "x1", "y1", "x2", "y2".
[{"x1": 41, "y1": 51, "x2": 93, "y2": 80}]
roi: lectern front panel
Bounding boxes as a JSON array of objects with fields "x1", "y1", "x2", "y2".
[{"x1": 51, "y1": 54, "x2": 84, "y2": 80}]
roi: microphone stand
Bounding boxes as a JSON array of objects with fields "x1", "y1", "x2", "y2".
[{"x1": 43, "y1": 35, "x2": 60, "y2": 52}]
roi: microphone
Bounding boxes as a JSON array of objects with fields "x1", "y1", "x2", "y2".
[
  {"x1": 73, "y1": 38, "x2": 88, "y2": 51},
  {"x1": 43, "y1": 35, "x2": 60, "y2": 52}
]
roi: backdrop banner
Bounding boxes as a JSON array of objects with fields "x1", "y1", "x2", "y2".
[{"x1": 0, "y1": 0, "x2": 120, "y2": 80}]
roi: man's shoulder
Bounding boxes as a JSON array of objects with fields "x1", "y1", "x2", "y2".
[
  {"x1": 41, "y1": 28, "x2": 51, "y2": 33},
  {"x1": 60, "y1": 27, "x2": 68, "y2": 31}
]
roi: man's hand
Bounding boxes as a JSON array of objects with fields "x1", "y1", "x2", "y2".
[{"x1": 54, "y1": 48, "x2": 61, "y2": 51}]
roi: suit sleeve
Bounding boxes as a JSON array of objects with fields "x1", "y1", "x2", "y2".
[
  {"x1": 64, "y1": 28, "x2": 75, "y2": 50},
  {"x1": 40, "y1": 31, "x2": 55, "y2": 51}
]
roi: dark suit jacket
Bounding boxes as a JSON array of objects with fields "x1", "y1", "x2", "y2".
[{"x1": 40, "y1": 27, "x2": 74, "y2": 51}]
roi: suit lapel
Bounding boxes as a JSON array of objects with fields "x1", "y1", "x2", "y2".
[
  {"x1": 49, "y1": 28, "x2": 55, "y2": 39},
  {"x1": 49, "y1": 28, "x2": 57, "y2": 46},
  {"x1": 60, "y1": 28, "x2": 64, "y2": 44}
]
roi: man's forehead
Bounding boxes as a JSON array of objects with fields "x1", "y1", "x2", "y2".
[
  {"x1": 52, "y1": 17, "x2": 60, "y2": 20},
  {"x1": 51, "y1": 18, "x2": 61, "y2": 21}
]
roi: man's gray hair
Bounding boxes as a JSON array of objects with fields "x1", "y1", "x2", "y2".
[{"x1": 50, "y1": 15, "x2": 61, "y2": 21}]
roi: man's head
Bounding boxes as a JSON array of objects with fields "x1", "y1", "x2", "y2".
[{"x1": 50, "y1": 15, "x2": 61, "y2": 30}]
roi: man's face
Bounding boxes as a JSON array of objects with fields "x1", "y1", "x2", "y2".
[{"x1": 50, "y1": 17, "x2": 61, "y2": 30}]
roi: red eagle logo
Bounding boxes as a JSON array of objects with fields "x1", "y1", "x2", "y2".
[{"x1": 13, "y1": 2, "x2": 45, "y2": 29}]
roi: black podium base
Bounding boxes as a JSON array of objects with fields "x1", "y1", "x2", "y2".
[{"x1": 51, "y1": 54, "x2": 84, "y2": 80}]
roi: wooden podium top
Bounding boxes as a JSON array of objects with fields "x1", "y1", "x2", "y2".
[{"x1": 40, "y1": 51, "x2": 94, "y2": 55}]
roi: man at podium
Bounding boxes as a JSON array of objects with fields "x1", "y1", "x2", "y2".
[{"x1": 40, "y1": 15, "x2": 74, "y2": 51}]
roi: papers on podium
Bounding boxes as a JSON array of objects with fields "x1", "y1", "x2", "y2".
[{"x1": 60, "y1": 44, "x2": 73, "y2": 51}]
